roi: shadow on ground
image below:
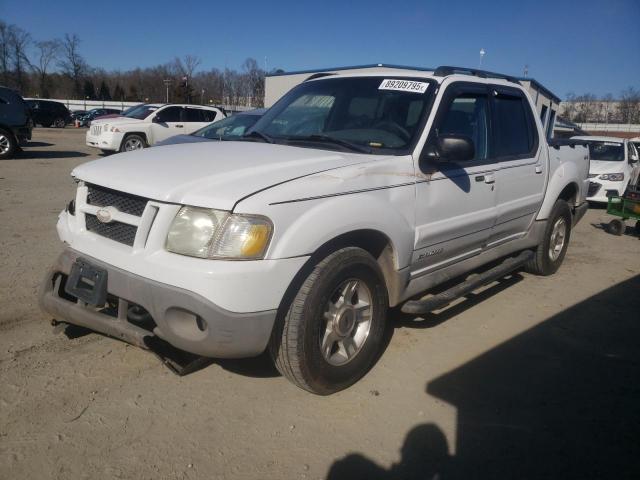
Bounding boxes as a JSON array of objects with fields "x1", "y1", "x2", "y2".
[
  {"x1": 327, "y1": 275, "x2": 640, "y2": 479},
  {"x1": 16, "y1": 149, "x2": 89, "y2": 160}
]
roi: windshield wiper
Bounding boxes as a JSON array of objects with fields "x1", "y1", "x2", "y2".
[
  {"x1": 242, "y1": 130, "x2": 276, "y2": 144},
  {"x1": 287, "y1": 134, "x2": 372, "y2": 154}
]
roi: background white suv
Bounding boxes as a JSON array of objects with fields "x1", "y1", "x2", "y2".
[
  {"x1": 86, "y1": 103, "x2": 225, "y2": 153},
  {"x1": 573, "y1": 136, "x2": 640, "y2": 202}
]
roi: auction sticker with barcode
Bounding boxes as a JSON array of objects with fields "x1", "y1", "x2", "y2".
[{"x1": 379, "y1": 79, "x2": 429, "y2": 94}]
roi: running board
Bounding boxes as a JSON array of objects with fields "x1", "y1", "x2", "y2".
[{"x1": 401, "y1": 250, "x2": 533, "y2": 315}]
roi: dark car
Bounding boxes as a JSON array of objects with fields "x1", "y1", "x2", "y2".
[
  {"x1": 0, "y1": 86, "x2": 32, "y2": 159},
  {"x1": 79, "y1": 108, "x2": 122, "y2": 127},
  {"x1": 155, "y1": 108, "x2": 266, "y2": 147},
  {"x1": 26, "y1": 100, "x2": 72, "y2": 128},
  {"x1": 71, "y1": 110, "x2": 87, "y2": 120}
]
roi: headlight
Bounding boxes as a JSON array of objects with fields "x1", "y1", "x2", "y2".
[
  {"x1": 166, "y1": 206, "x2": 273, "y2": 260},
  {"x1": 110, "y1": 126, "x2": 121, "y2": 132},
  {"x1": 599, "y1": 173, "x2": 624, "y2": 181}
]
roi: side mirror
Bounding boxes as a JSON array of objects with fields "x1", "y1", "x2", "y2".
[
  {"x1": 422, "y1": 134, "x2": 475, "y2": 163},
  {"x1": 630, "y1": 155, "x2": 639, "y2": 164},
  {"x1": 152, "y1": 115, "x2": 163, "y2": 124}
]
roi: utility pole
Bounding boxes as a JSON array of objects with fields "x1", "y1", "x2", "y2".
[
  {"x1": 523, "y1": 64, "x2": 529, "y2": 78},
  {"x1": 163, "y1": 79, "x2": 172, "y2": 103},
  {"x1": 479, "y1": 48, "x2": 486, "y2": 68}
]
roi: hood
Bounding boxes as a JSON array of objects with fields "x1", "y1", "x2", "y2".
[
  {"x1": 72, "y1": 141, "x2": 376, "y2": 210},
  {"x1": 92, "y1": 116, "x2": 143, "y2": 126},
  {"x1": 155, "y1": 135, "x2": 212, "y2": 147},
  {"x1": 589, "y1": 159, "x2": 626, "y2": 175}
]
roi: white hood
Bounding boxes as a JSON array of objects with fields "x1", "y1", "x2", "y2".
[
  {"x1": 72, "y1": 141, "x2": 376, "y2": 210},
  {"x1": 92, "y1": 116, "x2": 143, "y2": 126},
  {"x1": 589, "y1": 159, "x2": 627, "y2": 175}
]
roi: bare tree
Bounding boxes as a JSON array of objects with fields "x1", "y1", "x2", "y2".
[
  {"x1": 33, "y1": 39, "x2": 60, "y2": 97},
  {"x1": 618, "y1": 87, "x2": 640, "y2": 124},
  {"x1": 0, "y1": 21, "x2": 11, "y2": 86},
  {"x1": 9, "y1": 26, "x2": 31, "y2": 92},
  {"x1": 58, "y1": 33, "x2": 87, "y2": 98}
]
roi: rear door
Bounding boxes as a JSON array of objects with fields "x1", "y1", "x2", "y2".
[
  {"x1": 488, "y1": 85, "x2": 545, "y2": 247},
  {"x1": 182, "y1": 107, "x2": 215, "y2": 134},
  {"x1": 412, "y1": 82, "x2": 498, "y2": 275}
]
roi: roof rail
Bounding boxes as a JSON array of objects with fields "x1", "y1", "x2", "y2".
[
  {"x1": 304, "y1": 72, "x2": 337, "y2": 81},
  {"x1": 432, "y1": 66, "x2": 519, "y2": 84}
]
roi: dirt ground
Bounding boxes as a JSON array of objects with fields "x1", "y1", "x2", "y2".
[{"x1": 1, "y1": 128, "x2": 639, "y2": 479}]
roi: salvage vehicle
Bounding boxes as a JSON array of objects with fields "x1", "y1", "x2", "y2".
[
  {"x1": 77, "y1": 108, "x2": 122, "y2": 127},
  {"x1": 573, "y1": 136, "x2": 640, "y2": 203},
  {"x1": 0, "y1": 86, "x2": 32, "y2": 159},
  {"x1": 86, "y1": 103, "x2": 224, "y2": 153},
  {"x1": 155, "y1": 108, "x2": 266, "y2": 146},
  {"x1": 25, "y1": 99, "x2": 71, "y2": 128},
  {"x1": 41, "y1": 66, "x2": 589, "y2": 394}
]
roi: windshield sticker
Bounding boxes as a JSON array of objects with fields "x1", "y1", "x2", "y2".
[
  {"x1": 604, "y1": 142, "x2": 621, "y2": 146},
  {"x1": 379, "y1": 79, "x2": 428, "y2": 94}
]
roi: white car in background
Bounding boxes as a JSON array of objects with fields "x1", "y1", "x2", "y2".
[
  {"x1": 86, "y1": 103, "x2": 225, "y2": 153},
  {"x1": 573, "y1": 136, "x2": 640, "y2": 203}
]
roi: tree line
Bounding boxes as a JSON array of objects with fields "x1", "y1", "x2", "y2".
[
  {"x1": 0, "y1": 21, "x2": 271, "y2": 106},
  {"x1": 561, "y1": 88, "x2": 640, "y2": 124}
]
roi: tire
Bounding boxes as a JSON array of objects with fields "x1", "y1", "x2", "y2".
[
  {"x1": 0, "y1": 128, "x2": 17, "y2": 160},
  {"x1": 120, "y1": 134, "x2": 146, "y2": 152},
  {"x1": 525, "y1": 199, "x2": 572, "y2": 276},
  {"x1": 269, "y1": 247, "x2": 388, "y2": 395},
  {"x1": 635, "y1": 221, "x2": 640, "y2": 235},
  {"x1": 53, "y1": 117, "x2": 66, "y2": 128},
  {"x1": 100, "y1": 149, "x2": 114, "y2": 156},
  {"x1": 606, "y1": 219, "x2": 625, "y2": 236}
]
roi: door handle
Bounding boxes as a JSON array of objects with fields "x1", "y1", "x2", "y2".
[
  {"x1": 535, "y1": 165, "x2": 543, "y2": 174},
  {"x1": 175, "y1": 124, "x2": 184, "y2": 128},
  {"x1": 484, "y1": 174, "x2": 495, "y2": 184}
]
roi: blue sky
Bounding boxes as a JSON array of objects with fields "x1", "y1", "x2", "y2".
[{"x1": 1, "y1": 0, "x2": 638, "y2": 99}]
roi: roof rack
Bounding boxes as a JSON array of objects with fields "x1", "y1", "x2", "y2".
[{"x1": 432, "y1": 66, "x2": 519, "y2": 84}]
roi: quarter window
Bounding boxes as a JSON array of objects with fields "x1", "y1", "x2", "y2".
[{"x1": 492, "y1": 94, "x2": 532, "y2": 157}]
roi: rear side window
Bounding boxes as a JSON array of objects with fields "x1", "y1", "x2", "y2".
[
  {"x1": 201, "y1": 110, "x2": 217, "y2": 122},
  {"x1": 492, "y1": 94, "x2": 534, "y2": 157},
  {"x1": 184, "y1": 108, "x2": 210, "y2": 122}
]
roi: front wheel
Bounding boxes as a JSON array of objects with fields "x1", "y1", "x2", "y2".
[
  {"x1": 525, "y1": 199, "x2": 572, "y2": 276},
  {"x1": 120, "y1": 134, "x2": 146, "y2": 152},
  {"x1": 269, "y1": 247, "x2": 388, "y2": 395}
]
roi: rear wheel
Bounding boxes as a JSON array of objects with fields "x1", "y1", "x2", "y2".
[
  {"x1": 120, "y1": 134, "x2": 146, "y2": 152},
  {"x1": 269, "y1": 247, "x2": 388, "y2": 395},
  {"x1": 53, "y1": 117, "x2": 66, "y2": 128},
  {"x1": 0, "y1": 129, "x2": 17, "y2": 159},
  {"x1": 525, "y1": 199, "x2": 572, "y2": 276}
]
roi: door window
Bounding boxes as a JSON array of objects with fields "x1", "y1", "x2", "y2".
[
  {"x1": 438, "y1": 94, "x2": 489, "y2": 161},
  {"x1": 157, "y1": 106, "x2": 182, "y2": 122}
]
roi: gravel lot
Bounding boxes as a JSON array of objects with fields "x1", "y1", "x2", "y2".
[{"x1": 1, "y1": 128, "x2": 639, "y2": 479}]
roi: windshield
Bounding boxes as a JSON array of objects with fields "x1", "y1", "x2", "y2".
[
  {"x1": 124, "y1": 104, "x2": 159, "y2": 120},
  {"x1": 248, "y1": 76, "x2": 433, "y2": 153},
  {"x1": 193, "y1": 113, "x2": 261, "y2": 140},
  {"x1": 585, "y1": 141, "x2": 625, "y2": 161}
]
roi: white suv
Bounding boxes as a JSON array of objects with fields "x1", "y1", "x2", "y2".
[
  {"x1": 43, "y1": 67, "x2": 589, "y2": 394},
  {"x1": 86, "y1": 104, "x2": 225, "y2": 153},
  {"x1": 573, "y1": 136, "x2": 640, "y2": 203}
]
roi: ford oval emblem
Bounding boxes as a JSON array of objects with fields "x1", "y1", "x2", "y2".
[{"x1": 96, "y1": 208, "x2": 113, "y2": 224}]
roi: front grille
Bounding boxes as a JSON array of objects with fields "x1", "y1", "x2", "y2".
[
  {"x1": 87, "y1": 184, "x2": 148, "y2": 217},
  {"x1": 588, "y1": 182, "x2": 601, "y2": 197},
  {"x1": 91, "y1": 125, "x2": 101, "y2": 136},
  {"x1": 86, "y1": 214, "x2": 137, "y2": 246}
]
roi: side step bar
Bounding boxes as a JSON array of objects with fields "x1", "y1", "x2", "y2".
[{"x1": 401, "y1": 250, "x2": 534, "y2": 315}]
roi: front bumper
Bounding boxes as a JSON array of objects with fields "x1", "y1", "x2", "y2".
[
  {"x1": 86, "y1": 131, "x2": 122, "y2": 151},
  {"x1": 586, "y1": 179, "x2": 626, "y2": 203},
  {"x1": 39, "y1": 248, "x2": 278, "y2": 358}
]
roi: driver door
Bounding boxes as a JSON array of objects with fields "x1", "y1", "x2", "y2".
[
  {"x1": 412, "y1": 82, "x2": 498, "y2": 276},
  {"x1": 150, "y1": 106, "x2": 185, "y2": 144}
]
